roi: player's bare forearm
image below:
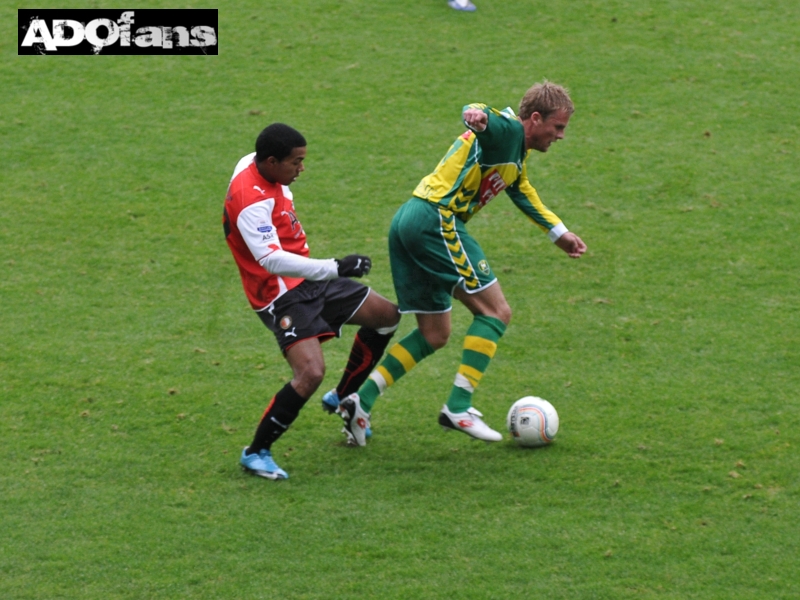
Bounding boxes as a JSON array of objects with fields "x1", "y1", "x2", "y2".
[{"x1": 555, "y1": 232, "x2": 587, "y2": 258}]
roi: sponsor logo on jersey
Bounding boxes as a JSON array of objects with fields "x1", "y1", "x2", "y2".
[
  {"x1": 478, "y1": 169, "x2": 507, "y2": 206},
  {"x1": 279, "y1": 316, "x2": 292, "y2": 330},
  {"x1": 257, "y1": 222, "x2": 272, "y2": 233}
]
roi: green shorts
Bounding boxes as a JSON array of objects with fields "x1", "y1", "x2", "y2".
[{"x1": 388, "y1": 197, "x2": 497, "y2": 313}]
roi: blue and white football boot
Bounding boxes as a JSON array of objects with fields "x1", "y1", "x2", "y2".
[
  {"x1": 448, "y1": 0, "x2": 477, "y2": 12},
  {"x1": 321, "y1": 388, "x2": 341, "y2": 414},
  {"x1": 240, "y1": 447, "x2": 288, "y2": 480}
]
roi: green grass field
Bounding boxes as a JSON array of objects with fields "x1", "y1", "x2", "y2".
[{"x1": 2, "y1": 0, "x2": 799, "y2": 598}]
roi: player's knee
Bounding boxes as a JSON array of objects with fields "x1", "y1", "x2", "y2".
[
  {"x1": 484, "y1": 296, "x2": 511, "y2": 325},
  {"x1": 423, "y1": 329, "x2": 450, "y2": 350},
  {"x1": 358, "y1": 296, "x2": 400, "y2": 332},
  {"x1": 373, "y1": 307, "x2": 400, "y2": 333},
  {"x1": 305, "y1": 364, "x2": 326, "y2": 389},
  {"x1": 496, "y1": 302, "x2": 512, "y2": 326},
  {"x1": 380, "y1": 302, "x2": 401, "y2": 329},
  {"x1": 294, "y1": 362, "x2": 325, "y2": 396}
]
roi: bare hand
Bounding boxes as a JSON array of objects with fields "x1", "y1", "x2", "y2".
[
  {"x1": 555, "y1": 232, "x2": 587, "y2": 258},
  {"x1": 463, "y1": 109, "x2": 488, "y2": 132}
]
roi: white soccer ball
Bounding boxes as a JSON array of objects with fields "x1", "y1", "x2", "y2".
[{"x1": 507, "y1": 396, "x2": 559, "y2": 447}]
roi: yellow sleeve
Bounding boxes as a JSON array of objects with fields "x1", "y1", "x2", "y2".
[{"x1": 505, "y1": 162, "x2": 568, "y2": 241}]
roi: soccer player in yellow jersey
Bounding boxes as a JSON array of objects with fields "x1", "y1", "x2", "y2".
[{"x1": 336, "y1": 82, "x2": 587, "y2": 445}]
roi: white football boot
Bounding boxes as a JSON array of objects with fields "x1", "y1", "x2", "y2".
[
  {"x1": 438, "y1": 405, "x2": 503, "y2": 442},
  {"x1": 338, "y1": 393, "x2": 371, "y2": 447}
]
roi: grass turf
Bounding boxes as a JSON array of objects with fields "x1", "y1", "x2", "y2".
[{"x1": 2, "y1": 0, "x2": 799, "y2": 598}]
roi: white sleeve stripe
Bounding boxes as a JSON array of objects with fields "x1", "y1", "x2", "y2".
[{"x1": 236, "y1": 199, "x2": 279, "y2": 261}]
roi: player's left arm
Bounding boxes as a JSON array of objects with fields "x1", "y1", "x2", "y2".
[
  {"x1": 506, "y1": 165, "x2": 586, "y2": 258},
  {"x1": 553, "y1": 232, "x2": 587, "y2": 258}
]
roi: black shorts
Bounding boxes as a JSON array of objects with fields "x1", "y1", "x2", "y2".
[{"x1": 257, "y1": 278, "x2": 370, "y2": 353}]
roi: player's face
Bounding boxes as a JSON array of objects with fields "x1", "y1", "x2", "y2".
[
  {"x1": 524, "y1": 110, "x2": 571, "y2": 152},
  {"x1": 261, "y1": 146, "x2": 307, "y2": 185}
]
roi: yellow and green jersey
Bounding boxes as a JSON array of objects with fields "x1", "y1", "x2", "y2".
[{"x1": 412, "y1": 104, "x2": 566, "y2": 241}]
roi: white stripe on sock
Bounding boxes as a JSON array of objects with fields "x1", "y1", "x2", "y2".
[
  {"x1": 453, "y1": 372, "x2": 475, "y2": 393},
  {"x1": 370, "y1": 370, "x2": 388, "y2": 394}
]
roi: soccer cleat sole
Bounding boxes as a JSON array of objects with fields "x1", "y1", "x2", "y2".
[
  {"x1": 341, "y1": 426, "x2": 360, "y2": 447},
  {"x1": 241, "y1": 465, "x2": 288, "y2": 480}
]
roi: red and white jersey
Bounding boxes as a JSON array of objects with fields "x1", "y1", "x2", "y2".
[{"x1": 223, "y1": 153, "x2": 334, "y2": 310}]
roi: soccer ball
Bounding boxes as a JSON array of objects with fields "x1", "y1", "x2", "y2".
[{"x1": 507, "y1": 396, "x2": 559, "y2": 447}]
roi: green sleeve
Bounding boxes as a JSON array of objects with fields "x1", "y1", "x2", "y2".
[{"x1": 462, "y1": 104, "x2": 517, "y2": 150}]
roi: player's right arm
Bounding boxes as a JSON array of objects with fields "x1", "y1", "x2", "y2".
[
  {"x1": 236, "y1": 201, "x2": 339, "y2": 280},
  {"x1": 462, "y1": 104, "x2": 517, "y2": 148},
  {"x1": 236, "y1": 202, "x2": 372, "y2": 278},
  {"x1": 462, "y1": 107, "x2": 488, "y2": 132}
]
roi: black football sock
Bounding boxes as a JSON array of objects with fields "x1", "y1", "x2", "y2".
[
  {"x1": 248, "y1": 382, "x2": 308, "y2": 453},
  {"x1": 335, "y1": 327, "x2": 395, "y2": 398}
]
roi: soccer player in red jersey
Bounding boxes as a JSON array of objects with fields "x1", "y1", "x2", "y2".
[{"x1": 223, "y1": 123, "x2": 399, "y2": 479}]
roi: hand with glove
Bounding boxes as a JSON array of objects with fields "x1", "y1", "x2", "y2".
[{"x1": 336, "y1": 254, "x2": 372, "y2": 278}]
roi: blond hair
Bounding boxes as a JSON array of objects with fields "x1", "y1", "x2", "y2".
[{"x1": 518, "y1": 81, "x2": 574, "y2": 121}]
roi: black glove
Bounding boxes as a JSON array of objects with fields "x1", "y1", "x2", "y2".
[{"x1": 336, "y1": 254, "x2": 372, "y2": 277}]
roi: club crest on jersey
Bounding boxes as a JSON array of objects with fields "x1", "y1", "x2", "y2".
[
  {"x1": 279, "y1": 315, "x2": 293, "y2": 330},
  {"x1": 478, "y1": 259, "x2": 491, "y2": 274}
]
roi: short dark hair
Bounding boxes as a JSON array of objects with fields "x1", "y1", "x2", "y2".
[{"x1": 255, "y1": 123, "x2": 307, "y2": 162}]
